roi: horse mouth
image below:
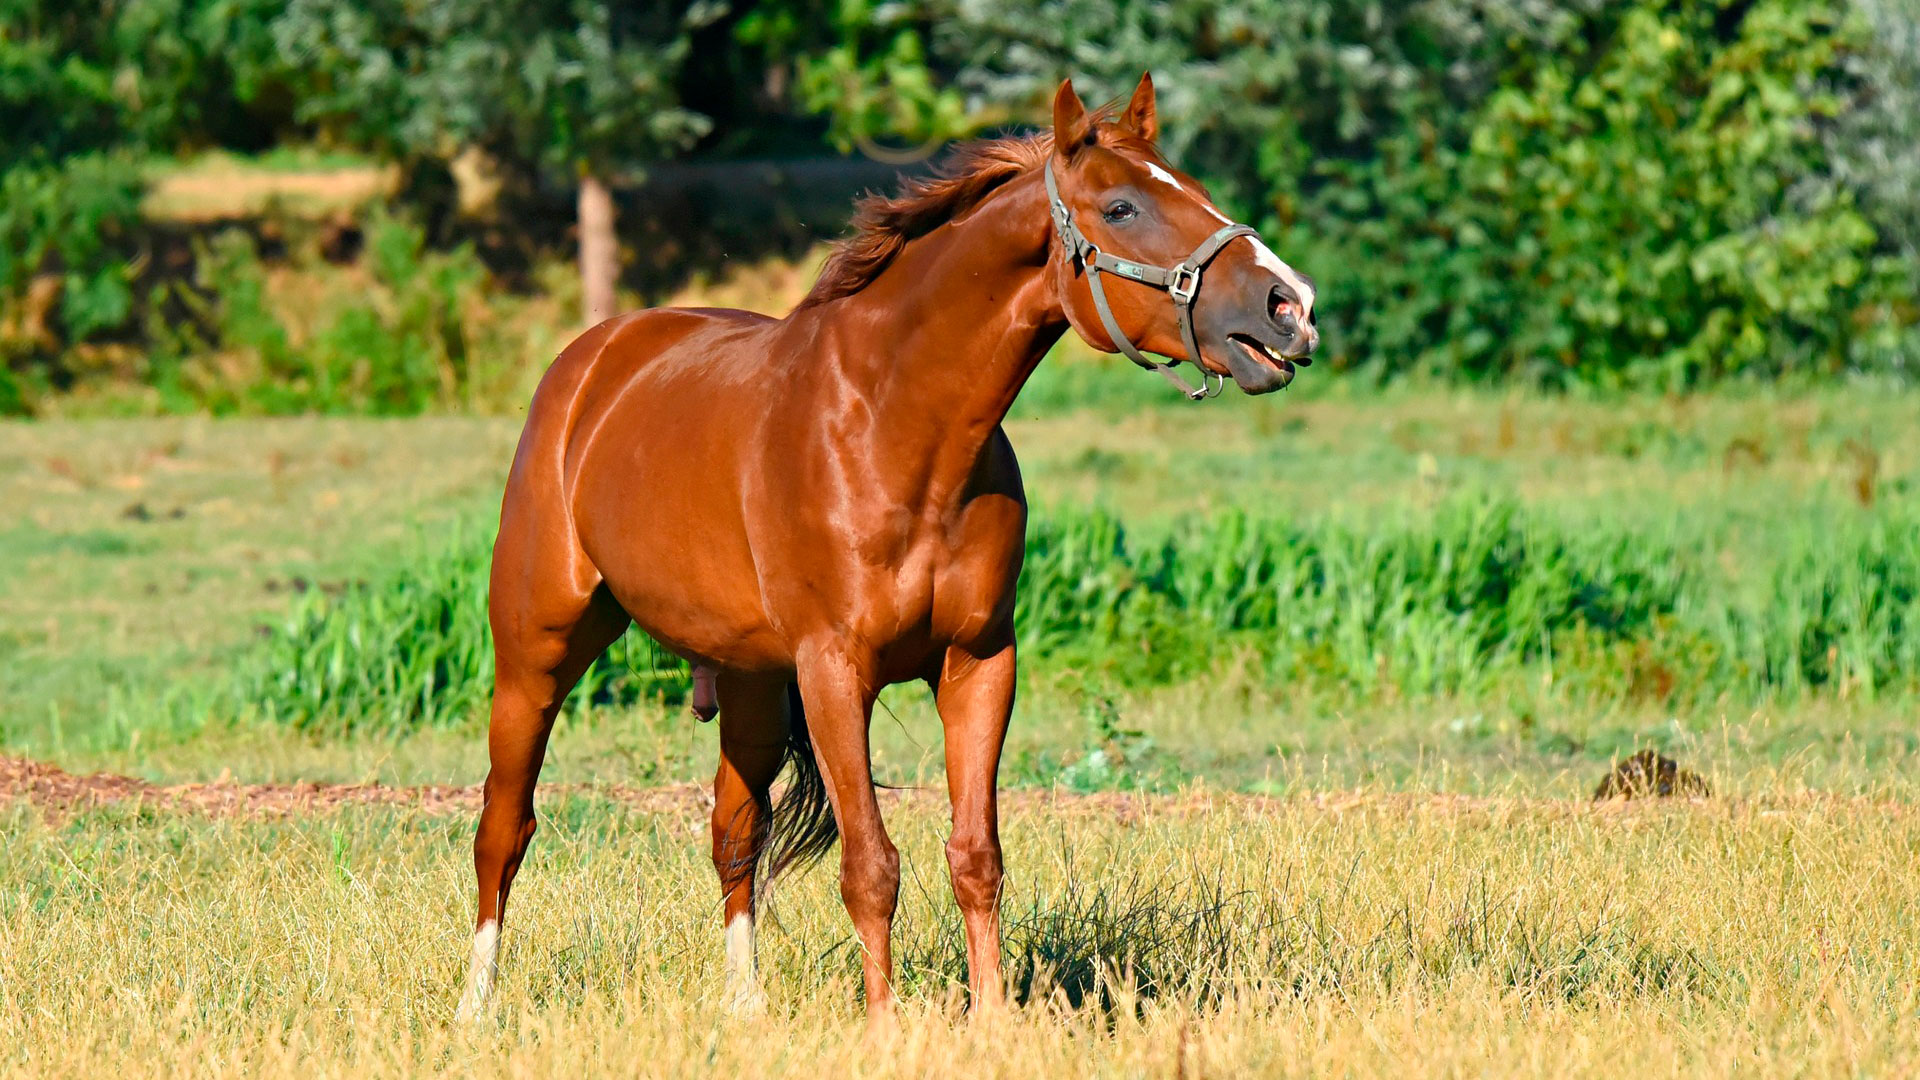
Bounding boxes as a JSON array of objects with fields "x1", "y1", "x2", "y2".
[{"x1": 1226, "y1": 334, "x2": 1306, "y2": 392}]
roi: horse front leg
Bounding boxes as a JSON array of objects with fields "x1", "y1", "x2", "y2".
[
  {"x1": 794, "y1": 641, "x2": 898, "y2": 1020},
  {"x1": 932, "y1": 638, "x2": 1015, "y2": 1012}
]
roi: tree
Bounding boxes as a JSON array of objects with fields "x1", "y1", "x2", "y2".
[
  {"x1": 740, "y1": 0, "x2": 970, "y2": 157},
  {"x1": 272, "y1": 0, "x2": 717, "y2": 325}
]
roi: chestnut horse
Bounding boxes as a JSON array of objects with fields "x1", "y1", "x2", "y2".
[{"x1": 457, "y1": 74, "x2": 1317, "y2": 1021}]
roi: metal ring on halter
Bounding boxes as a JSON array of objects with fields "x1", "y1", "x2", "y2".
[
  {"x1": 1202, "y1": 370, "x2": 1226, "y2": 397},
  {"x1": 1167, "y1": 265, "x2": 1200, "y2": 306}
]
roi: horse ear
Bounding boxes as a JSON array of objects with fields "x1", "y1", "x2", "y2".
[
  {"x1": 1123, "y1": 72, "x2": 1157, "y2": 142},
  {"x1": 1051, "y1": 79, "x2": 1091, "y2": 160}
]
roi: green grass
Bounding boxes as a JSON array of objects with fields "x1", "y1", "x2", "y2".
[
  {"x1": 6, "y1": 379, "x2": 1920, "y2": 1076},
  {"x1": 4, "y1": 379, "x2": 1919, "y2": 797},
  {"x1": 162, "y1": 490, "x2": 1919, "y2": 737}
]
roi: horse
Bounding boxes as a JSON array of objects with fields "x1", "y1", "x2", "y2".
[{"x1": 456, "y1": 73, "x2": 1318, "y2": 1022}]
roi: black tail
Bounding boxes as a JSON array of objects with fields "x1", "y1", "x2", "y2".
[{"x1": 754, "y1": 681, "x2": 838, "y2": 899}]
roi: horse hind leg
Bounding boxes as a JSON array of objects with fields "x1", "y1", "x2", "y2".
[
  {"x1": 457, "y1": 578, "x2": 629, "y2": 1021},
  {"x1": 708, "y1": 671, "x2": 792, "y2": 1015}
]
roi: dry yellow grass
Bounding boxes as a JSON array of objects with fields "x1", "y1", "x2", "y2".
[
  {"x1": 142, "y1": 157, "x2": 395, "y2": 222},
  {"x1": 4, "y1": 791, "x2": 1916, "y2": 1077}
]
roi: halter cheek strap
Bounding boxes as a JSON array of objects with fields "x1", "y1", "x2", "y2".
[{"x1": 1045, "y1": 162, "x2": 1258, "y2": 400}]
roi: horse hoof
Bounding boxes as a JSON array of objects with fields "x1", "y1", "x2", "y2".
[
  {"x1": 454, "y1": 991, "x2": 490, "y2": 1025},
  {"x1": 724, "y1": 986, "x2": 768, "y2": 1019}
]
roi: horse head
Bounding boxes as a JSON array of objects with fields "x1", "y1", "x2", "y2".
[{"x1": 1047, "y1": 74, "x2": 1317, "y2": 395}]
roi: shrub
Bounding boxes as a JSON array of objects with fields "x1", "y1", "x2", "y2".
[
  {"x1": 1312, "y1": 1, "x2": 1884, "y2": 386},
  {"x1": 0, "y1": 154, "x2": 146, "y2": 413},
  {"x1": 147, "y1": 214, "x2": 487, "y2": 415}
]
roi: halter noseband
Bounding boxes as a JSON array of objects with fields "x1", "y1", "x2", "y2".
[{"x1": 1045, "y1": 161, "x2": 1259, "y2": 400}]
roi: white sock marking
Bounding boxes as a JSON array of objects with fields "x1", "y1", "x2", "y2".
[
  {"x1": 456, "y1": 920, "x2": 500, "y2": 1022},
  {"x1": 723, "y1": 912, "x2": 766, "y2": 1016}
]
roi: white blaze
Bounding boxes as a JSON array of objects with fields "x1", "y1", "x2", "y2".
[
  {"x1": 1144, "y1": 161, "x2": 1187, "y2": 193},
  {"x1": 1243, "y1": 236, "x2": 1316, "y2": 316},
  {"x1": 1142, "y1": 159, "x2": 1314, "y2": 313},
  {"x1": 1145, "y1": 162, "x2": 1233, "y2": 225},
  {"x1": 456, "y1": 920, "x2": 501, "y2": 1022}
]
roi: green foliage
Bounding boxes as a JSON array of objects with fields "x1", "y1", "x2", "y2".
[
  {"x1": 206, "y1": 494, "x2": 1920, "y2": 735},
  {"x1": 0, "y1": 6, "x2": 124, "y2": 163},
  {"x1": 1829, "y1": 0, "x2": 1920, "y2": 260},
  {"x1": 0, "y1": 0, "x2": 293, "y2": 376},
  {"x1": 1317, "y1": 2, "x2": 1883, "y2": 385},
  {"x1": 0, "y1": 154, "x2": 145, "y2": 347},
  {"x1": 0, "y1": 4, "x2": 146, "y2": 373},
  {"x1": 912, "y1": 0, "x2": 1919, "y2": 385},
  {"x1": 933, "y1": 0, "x2": 1598, "y2": 214},
  {"x1": 97, "y1": 0, "x2": 296, "y2": 151},
  {"x1": 271, "y1": 0, "x2": 718, "y2": 175},
  {"x1": 148, "y1": 215, "x2": 487, "y2": 414},
  {"x1": 782, "y1": 2, "x2": 969, "y2": 154},
  {"x1": 8, "y1": 0, "x2": 1918, "y2": 400}
]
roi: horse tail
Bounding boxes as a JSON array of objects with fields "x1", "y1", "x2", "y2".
[{"x1": 756, "y1": 681, "x2": 839, "y2": 896}]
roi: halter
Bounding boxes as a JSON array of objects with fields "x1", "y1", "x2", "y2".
[{"x1": 1045, "y1": 161, "x2": 1259, "y2": 400}]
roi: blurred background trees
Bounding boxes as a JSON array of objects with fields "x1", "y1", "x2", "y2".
[
  {"x1": 1, "y1": 0, "x2": 1915, "y2": 413},
  {"x1": 269, "y1": 0, "x2": 720, "y2": 324}
]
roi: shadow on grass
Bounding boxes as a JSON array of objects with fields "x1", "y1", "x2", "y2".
[{"x1": 897, "y1": 861, "x2": 1728, "y2": 1016}]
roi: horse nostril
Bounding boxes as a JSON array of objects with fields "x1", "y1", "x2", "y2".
[{"x1": 1268, "y1": 286, "x2": 1301, "y2": 333}]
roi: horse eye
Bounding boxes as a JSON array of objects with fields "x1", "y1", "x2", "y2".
[{"x1": 1103, "y1": 201, "x2": 1138, "y2": 223}]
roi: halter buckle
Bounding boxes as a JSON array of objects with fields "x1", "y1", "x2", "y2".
[{"x1": 1167, "y1": 265, "x2": 1200, "y2": 306}]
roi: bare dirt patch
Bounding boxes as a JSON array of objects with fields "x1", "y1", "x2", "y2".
[
  {"x1": 0, "y1": 755, "x2": 705, "y2": 819},
  {"x1": 5, "y1": 755, "x2": 1896, "y2": 825}
]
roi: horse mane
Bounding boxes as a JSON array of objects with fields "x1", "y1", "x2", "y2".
[{"x1": 797, "y1": 107, "x2": 1121, "y2": 309}]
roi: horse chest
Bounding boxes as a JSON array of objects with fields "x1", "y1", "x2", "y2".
[{"x1": 744, "y1": 426, "x2": 1027, "y2": 668}]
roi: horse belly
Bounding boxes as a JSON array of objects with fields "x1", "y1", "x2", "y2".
[{"x1": 570, "y1": 411, "x2": 788, "y2": 671}]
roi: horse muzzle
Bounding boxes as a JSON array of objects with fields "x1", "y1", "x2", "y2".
[{"x1": 1223, "y1": 328, "x2": 1313, "y2": 393}]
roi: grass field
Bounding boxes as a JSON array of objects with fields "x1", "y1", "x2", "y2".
[
  {"x1": 7, "y1": 792, "x2": 1920, "y2": 1076},
  {"x1": 4, "y1": 372, "x2": 1919, "y2": 1076}
]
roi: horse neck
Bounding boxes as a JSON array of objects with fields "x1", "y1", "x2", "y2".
[{"x1": 799, "y1": 171, "x2": 1064, "y2": 496}]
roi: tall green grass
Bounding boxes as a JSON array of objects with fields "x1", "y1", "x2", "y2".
[
  {"x1": 224, "y1": 526, "x2": 686, "y2": 734},
  {"x1": 213, "y1": 494, "x2": 1920, "y2": 735}
]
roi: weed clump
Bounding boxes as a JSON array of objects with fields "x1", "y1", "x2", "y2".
[{"x1": 1593, "y1": 750, "x2": 1711, "y2": 800}]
